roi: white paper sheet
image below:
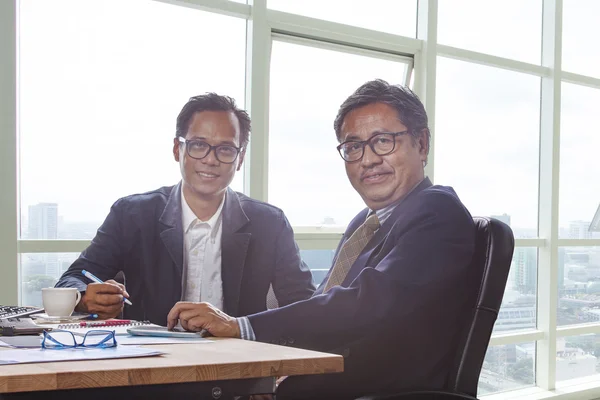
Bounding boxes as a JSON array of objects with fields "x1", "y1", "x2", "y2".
[
  {"x1": 0, "y1": 335, "x2": 211, "y2": 348},
  {"x1": 0, "y1": 346, "x2": 163, "y2": 365},
  {"x1": 116, "y1": 336, "x2": 212, "y2": 345}
]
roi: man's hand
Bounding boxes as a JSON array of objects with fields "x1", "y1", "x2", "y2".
[
  {"x1": 76, "y1": 279, "x2": 129, "y2": 320},
  {"x1": 167, "y1": 302, "x2": 241, "y2": 338}
]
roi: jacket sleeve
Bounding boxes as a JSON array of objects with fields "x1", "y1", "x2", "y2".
[
  {"x1": 248, "y1": 190, "x2": 475, "y2": 351},
  {"x1": 271, "y1": 211, "x2": 316, "y2": 306},
  {"x1": 55, "y1": 199, "x2": 128, "y2": 292}
]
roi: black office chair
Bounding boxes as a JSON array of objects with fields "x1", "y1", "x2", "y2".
[{"x1": 360, "y1": 217, "x2": 515, "y2": 400}]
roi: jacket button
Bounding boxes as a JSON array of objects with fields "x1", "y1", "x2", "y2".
[
  {"x1": 288, "y1": 337, "x2": 295, "y2": 345},
  {"x1": 279, "y1": 338, "x2": 287, "y2": 346}
]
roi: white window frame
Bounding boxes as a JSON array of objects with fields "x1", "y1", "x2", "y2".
[{"x1": 3, "y1": 0, "x2": 600, "y2": 398}]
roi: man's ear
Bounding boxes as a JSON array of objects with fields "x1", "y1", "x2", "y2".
[
  {"x1": 418, "y1": 129, "x2": 430, "y2": 161},
  {"x1": 236, "y1": 149, "x2": 246, "y2": 172},
  {"x1": 173, "y1": 137, "x2": 181, "y2": 162}
]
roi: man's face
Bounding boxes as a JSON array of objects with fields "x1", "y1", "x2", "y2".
[
  {"x1": 173, "y1": 111, "x2": 244, "y2": 200},
  {"x1": 340, "y1": 102, "x2": 427, "y2": 210}
]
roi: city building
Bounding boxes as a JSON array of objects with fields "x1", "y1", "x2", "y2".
[{"x1": 27, "y1": 203, "x2": 58, "y2": 239}]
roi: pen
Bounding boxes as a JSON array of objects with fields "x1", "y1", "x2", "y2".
[{"x1": 81, "y1": 269, "x2": 133, "y2": 306}]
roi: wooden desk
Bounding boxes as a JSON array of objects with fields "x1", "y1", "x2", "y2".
[{"x1": 0, "y1": 338, "x2": 343, "y2": 399}]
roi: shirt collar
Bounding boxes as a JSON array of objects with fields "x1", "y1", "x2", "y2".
[
  {"x1": 181, "y1": 185, "x2": 226, "y2": 234},
  {"x1": 370, "y1": 177, "x2": 426, "y2": 225}
]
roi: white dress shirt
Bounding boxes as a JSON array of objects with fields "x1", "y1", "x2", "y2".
[{"x1": 181, "y1": 186, "x2": 225, "y2": 310}]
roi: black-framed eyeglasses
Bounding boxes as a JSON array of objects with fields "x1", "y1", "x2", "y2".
[
  {"x1": 177, "y1": 137, "x2": 241, "y2": 164},
  {"x1": 41, "y1": 329, "x2": 117, "y2": 349},
  {"x1": 336, "y1": 131, "x2": 410, "y2": 163}
]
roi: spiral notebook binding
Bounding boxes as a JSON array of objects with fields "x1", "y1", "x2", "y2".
[{"x1": 57, "y1": 320, "x2": 152, "y2": 329}]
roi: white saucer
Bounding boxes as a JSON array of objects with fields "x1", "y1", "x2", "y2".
[{"x1": 32, "y1": 313, "x2": 88, "y2": 322}]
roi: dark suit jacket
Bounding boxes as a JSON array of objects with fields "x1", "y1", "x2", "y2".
[
  {"x1": 56, "y1": 183, "x2": 315, "y2": 325},
  {"x1": 247, "y1": 178, "x2": 476, "y2": 400}
]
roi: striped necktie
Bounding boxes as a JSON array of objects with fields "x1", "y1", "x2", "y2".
[{"x1": 322, "y1": 213, "x2": 380, "y2": 293}]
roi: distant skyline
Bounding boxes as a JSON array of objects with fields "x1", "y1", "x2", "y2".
[{"x1": 20, "y1": 202, "x2": 600, "y2": 242}]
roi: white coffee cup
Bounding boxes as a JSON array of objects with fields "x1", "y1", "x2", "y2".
[{"x1": 42, "y1": 287, "x2": 82, "y2": 317}]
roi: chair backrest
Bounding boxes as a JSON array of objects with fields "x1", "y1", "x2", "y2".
[{"x1": 447, "y1": 217, "x2": 515, "y2": 397}]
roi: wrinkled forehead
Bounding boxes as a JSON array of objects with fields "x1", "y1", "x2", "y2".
[{"x1": 340, "y1": 104, "x2": 406, "y2": 142}]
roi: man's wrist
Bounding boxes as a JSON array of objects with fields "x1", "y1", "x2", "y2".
[{"x1": 75, "y1": 293, "x2": 88, "y2": 312}]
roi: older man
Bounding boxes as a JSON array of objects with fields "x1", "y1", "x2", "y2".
[{"x1": 167, "y1": 80, "x2": 476, "y2": 400}]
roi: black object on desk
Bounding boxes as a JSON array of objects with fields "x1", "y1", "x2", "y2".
[
  {"x1": 0, "y1": 317, "x2": 48, "y2": 336},
  {"x1": 0, "y1": 305, "x2": 44, "y2": 320}
]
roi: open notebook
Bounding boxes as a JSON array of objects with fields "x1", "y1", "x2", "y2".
[
  {"x1": 31, "y1": 320, "x2": 212, "y2": 345},
  {"x1": 55, "y1": 320, "x2": 161, "y2": 336}
]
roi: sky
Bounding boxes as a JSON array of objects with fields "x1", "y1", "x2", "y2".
[
  {"x1": 268, "y1": 39, "x2": 411, "y2": 227},
  {"x1": 16, "y1": 0, "x2": 599, "y2": 238}
]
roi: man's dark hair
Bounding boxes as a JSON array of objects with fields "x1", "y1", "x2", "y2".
[
  {"x1": 333, "y1": 79, "x2": 431, "y2": 156},
  {"x1": 176, "y1": 93, "x2": 251, "y2": 148}
]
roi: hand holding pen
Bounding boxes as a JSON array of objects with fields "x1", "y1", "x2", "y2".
[{"x1": 78, "y1": 270, "x2": 132, "y2": 320}]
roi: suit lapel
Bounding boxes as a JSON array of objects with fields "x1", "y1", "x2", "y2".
[
  {"x1": 220, "y1": 188, "x2": 250, "y2": 316},
  {"x1": 159, "y1": 182, "x2": 184, "y2": 304},
  {"x1": 341, "y1": 178, "x2": 434, "y2": 286}
]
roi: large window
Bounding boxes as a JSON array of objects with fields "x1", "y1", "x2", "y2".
[
  {"x1": 435, "y1": 57, "x2": 541, "y2": 238},
  {"x1": 17, "y1": 0, "x2": 246, "y2": 302},
  {"x1": 495, "y1": 249, "x2": 538, "y2": 333},
  {"x1": 437, "y1": 0, "x2": 542, "y2": 63},
  {"x1": 479, "y1": 342, "x2": 536, "y2": 395},
  {"x1": 556, "y1": 334, "x2": 600, "y2": 381},
  {"x1": 558, "y1": 247, "x2": 600, "y2": 326},
  {"x1": 559, "y1": 83, "x2": 600, "y2": 239},
  {"x1": 268, "y1": 38, "x2": 411, "y2": 227},
  {"x1": 19, "y1": 0, "x2": 246, "y2": 241},
  {"x1": 562, "y1": 0, "x2": 600, "y2": 78},
  {"x1": 4, "y1": 1, "x2": 600, "y2": 398},
  {"x1": 21, "y1": 252, "x2": 80, "y2": 307},
  {"x1": 267, "y1": 0, "x2": 417, "y2": 37}
]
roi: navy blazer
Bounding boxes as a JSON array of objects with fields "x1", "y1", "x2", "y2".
[
  {"x1": 247, "y1": 178, "x2": 476, "y2": 399},
  {"x1": 56, "y1": 183, "x2": 315, "y2": 325}
]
